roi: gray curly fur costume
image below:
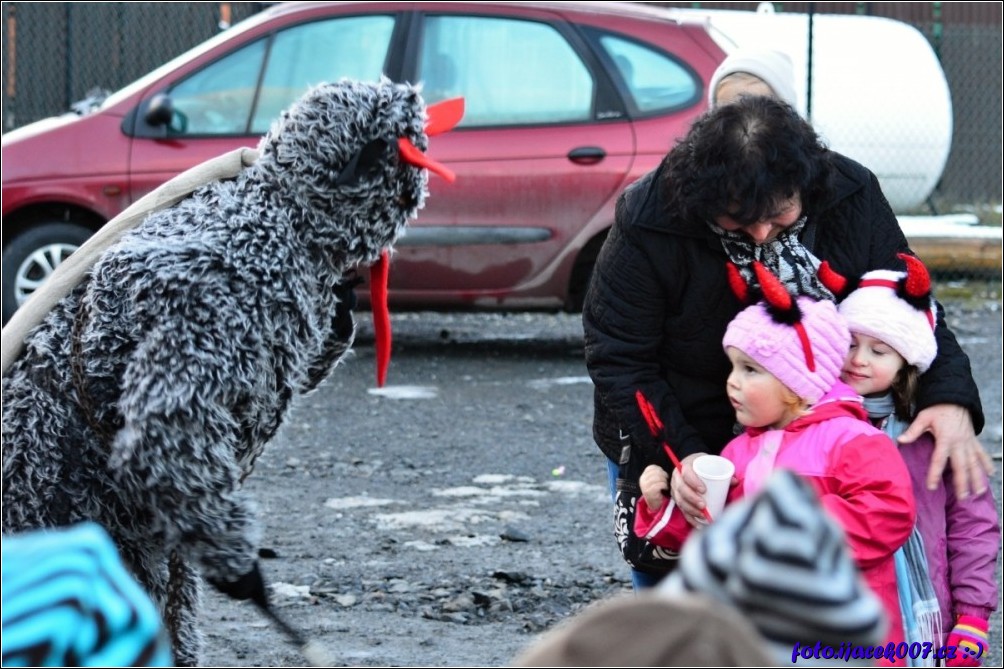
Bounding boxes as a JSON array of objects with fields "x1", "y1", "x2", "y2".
[{"x1": 2, "y1": 78, "x2": 432, "y2": 665}]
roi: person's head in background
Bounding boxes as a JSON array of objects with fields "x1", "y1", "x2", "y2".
[{"x1": 709, "y1": 48, "x2": 798, "y2": 110}]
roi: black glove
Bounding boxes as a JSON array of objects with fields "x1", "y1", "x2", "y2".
[
  {"x1": 332, "y1": 275, "x2": 363, "y2": 339},
  {"x1": 209, "y1": 562, "x2": 269, "y2": 610},
  {"x1": 333, "y1": 275, "x2": 363, "y2": 313}
]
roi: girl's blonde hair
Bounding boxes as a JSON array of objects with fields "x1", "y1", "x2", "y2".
[{"x1": 781, "y1": 385, "x2": 811, "y2": 418}]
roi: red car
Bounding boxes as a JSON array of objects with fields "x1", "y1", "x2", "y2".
[{"x1": 1, "y1": 1, "x2": 723, "y2": 322}]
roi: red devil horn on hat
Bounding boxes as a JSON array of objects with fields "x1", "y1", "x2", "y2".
[
  {"x1": 898, "y1": 252, "x2": 931, "y2": 299},
  {"x1": 372, "y1": 97, "x2": 467, "y2": 388},
  {"x1": 726, "y1": 262, "x2": 750, "y2": 303},
  {"x1": 897, "y1": 252, "x2": 935, "y2": 329},
  {"x1": 752, "y1": 262, "x2": 815, "y2": 372},
  {"x1": 753, "y1": 262, "x2": 793, "y2": 312},
  {"x1": 398, "y1": 97, "x2": 465, "y2": 183},
  {"x1": 818, "y1": 260, "x2": 850, "y2": 298}
]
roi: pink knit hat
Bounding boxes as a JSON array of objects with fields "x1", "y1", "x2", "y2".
[
  {"x1": 722, "y1": 263, "x2": 849, "y2": 404},
  {"x1": 821, "y1": 254, "x2": 938, "y2": 373}
]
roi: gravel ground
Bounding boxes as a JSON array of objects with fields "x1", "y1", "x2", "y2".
[{"x1": 200, "y1": 294, "x2": 1002, "y2": 667}]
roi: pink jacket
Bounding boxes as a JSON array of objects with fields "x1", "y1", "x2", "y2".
[{"x1": 635, "y1": 382, "x2": 916, "y2": 659}]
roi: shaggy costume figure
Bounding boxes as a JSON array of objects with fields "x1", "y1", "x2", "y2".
[{"x1": 2, "y1": 79, "x2": 457, "y2": 665}]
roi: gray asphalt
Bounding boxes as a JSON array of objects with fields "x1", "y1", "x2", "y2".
[{"x1": 201, "y1": 291, "x2": 1001, "y2": 666}]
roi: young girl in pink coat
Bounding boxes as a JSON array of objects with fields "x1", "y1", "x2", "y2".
[
  {"x1": 635, "y1": 263, "x2": 916, "y2": 664},
  {"x1": 832, "y1": 255, "x2": 999, "y2": 666}
]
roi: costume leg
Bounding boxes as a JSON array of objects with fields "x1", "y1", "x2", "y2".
[{"x1": 165, "y1": 550, "x2": 203, "y2": 667}]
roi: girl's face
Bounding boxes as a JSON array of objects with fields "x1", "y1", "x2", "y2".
[
  {"x1": 726, "y1": 347, "x2": 803, "y2": 430},
  {"x1": 841, "y1": 332, "x2": 906, "y2": 397}
]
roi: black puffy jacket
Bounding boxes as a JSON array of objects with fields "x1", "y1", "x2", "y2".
[{"x1": 583, "y1": 152, "x2": 983, "y2": 465}]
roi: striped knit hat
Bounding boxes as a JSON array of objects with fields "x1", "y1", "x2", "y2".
[{"x1": 658, "y1": 469, "x2": 887, "y2": 659}]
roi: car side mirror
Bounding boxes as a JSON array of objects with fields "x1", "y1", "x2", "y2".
[{"x1": 145, "y1": 94, "x2": 174, "y2": 127}]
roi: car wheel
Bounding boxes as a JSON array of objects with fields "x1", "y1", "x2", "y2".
[{"x1": 1, "y1": 222, "x2": 93, "y2": 324}]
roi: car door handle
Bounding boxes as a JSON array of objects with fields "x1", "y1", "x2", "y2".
[{"x1": 567, "y1": 146, "x2": 605, "y2": 165}]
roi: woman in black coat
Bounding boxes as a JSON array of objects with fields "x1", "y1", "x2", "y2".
[{"x1": 582, "y1": 96, "x2": 986, "y2": 587}]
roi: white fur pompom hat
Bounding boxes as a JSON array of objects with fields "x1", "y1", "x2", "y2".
[{"x1": 822, "y1": 254, "x2": 938, "y2": 372}]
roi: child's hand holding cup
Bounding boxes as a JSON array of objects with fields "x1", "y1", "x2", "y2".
[{"x1": 692, "y1": 455, "x2": 735, "y2": 521}]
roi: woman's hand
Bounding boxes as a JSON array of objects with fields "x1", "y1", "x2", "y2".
[
  {"x1": 670, "y1": 453, "x2": 709, "y2": 525},
  {"x1": 898, "y1": 403, "x2": 994, "y2": 499}
]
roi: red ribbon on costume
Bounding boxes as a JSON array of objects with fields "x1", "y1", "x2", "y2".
[{"x1": 371, "y1": 97, "x2": 466, "y2": 387}]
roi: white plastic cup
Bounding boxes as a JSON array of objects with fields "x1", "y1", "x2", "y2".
[{"x1": 692, "y1": 454, "x2": 735, "y2": 521}]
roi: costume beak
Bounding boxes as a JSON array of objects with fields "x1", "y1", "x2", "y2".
[
  {"x1": 398, "y1": 138, "x2": 455, "y2": 183},
  {"x1": 370, "y1": 251, "x2": 391, "y2": 387},
  {"x1": 398, "y1": 97, "x2": 465, "y2": 183}
]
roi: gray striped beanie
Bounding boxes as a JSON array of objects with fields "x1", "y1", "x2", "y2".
[{"x1": 659, "y1": 469, "x2": 886, "y2": 654}]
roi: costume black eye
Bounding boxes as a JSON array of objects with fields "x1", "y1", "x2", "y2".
[{"x1": 336, "y1": 137, "x2": 394, "y2": 187}]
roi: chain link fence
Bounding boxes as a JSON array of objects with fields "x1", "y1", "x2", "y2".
[
  {"x1": 2, "y1": 1, "x2": 1000, "y2": 280},
  {"x1": 2, "y1": 2, "x2": 265, "y2": 130}
]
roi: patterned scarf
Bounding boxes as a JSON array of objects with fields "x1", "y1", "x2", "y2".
[
  {"x1": 864, "y1": 394, "x2": 944, "y2": 666},
  {"x1": 708, "y1": 215, "x2": 834, "y2": 300}
]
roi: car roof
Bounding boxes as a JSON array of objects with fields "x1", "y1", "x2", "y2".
[{"x1": 265, "y1": 0, "x2": 692, "y2": 26}]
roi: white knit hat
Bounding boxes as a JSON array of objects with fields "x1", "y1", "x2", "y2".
[
  {"x1": 709, "y1": 48, "x2": 798, "y2": 109},
  {"x1": 838, "y1": 269, "x2": 938, "y2": 372}
]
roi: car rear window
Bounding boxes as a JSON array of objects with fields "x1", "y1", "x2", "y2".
[
  {"x1": 419, "y1": 15, "x2": 593, "y2": 127},
  {"x1": 597, "y1": 33, "x2": 699, "y2": 114}
]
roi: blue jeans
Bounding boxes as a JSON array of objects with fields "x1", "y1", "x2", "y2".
[{"x1": 606, "y1": 458, "x2": 664, "y2": 591}]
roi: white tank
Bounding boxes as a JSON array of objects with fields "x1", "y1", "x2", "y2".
[{"x1": 671, "y1": 4, "x2": 953, "y2": 213}]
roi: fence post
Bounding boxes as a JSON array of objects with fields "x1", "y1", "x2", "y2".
[
  {"x1": 806, "y1": 2, "x2": 814, "y2": 121},
  {"x1": 63, "y1": 3, "x2": 72, "y2": 109},
  {"x1": 931, "y1": 2, "x2": 943, "y2": 60}
]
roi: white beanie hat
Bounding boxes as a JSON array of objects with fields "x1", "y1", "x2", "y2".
[
  {"x1": 838, "y1": 269, "x2": 938, "y2": 372},
  {"x1": 709, "y1": 48, "x2": 798, "y2": 109}
]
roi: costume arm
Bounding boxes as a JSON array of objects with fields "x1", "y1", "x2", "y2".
[
  {"x1": 303, "y1": 282, "x2": 356, "y2": 392},
  {"x1": 583, "y1": 195, "x2": 706, "y2": 461},
  {"x1": 110, "y1": 282, "x2": 261, "y2": 583},
  {"x1": 820, "y1": 432, "x2": 916, "y2": 570}
]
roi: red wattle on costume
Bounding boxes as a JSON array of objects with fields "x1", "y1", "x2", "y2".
[{"x1": 371, "y1": 251, "x2": 391, "y2": 387}]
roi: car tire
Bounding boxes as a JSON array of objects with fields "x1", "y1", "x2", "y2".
[{"x1": 2, "y1": 222, "x2": 93, "y2": 324}]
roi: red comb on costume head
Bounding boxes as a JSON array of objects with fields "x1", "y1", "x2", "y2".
[
  {"x1": 371, "y1": 97, "x2": 466, "y2": 387},
  {"x1": 397, "y1": 97, "x2": 465, "y2": 183}
]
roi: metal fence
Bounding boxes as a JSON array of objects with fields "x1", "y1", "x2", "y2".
[
  {"x1": 1, "y1": 1, "x2": 1000, "y2": 278},
  {"x1": 655, "y1": 1, "x2": 1003, "y2": 216},
  {"x1": 1, "y1": 2, "x2": 265, "y2": 129}
]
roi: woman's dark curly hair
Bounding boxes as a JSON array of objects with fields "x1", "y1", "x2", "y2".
[{"x1": 661, "y1": 96, "x2": 833, "y2": 227}]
